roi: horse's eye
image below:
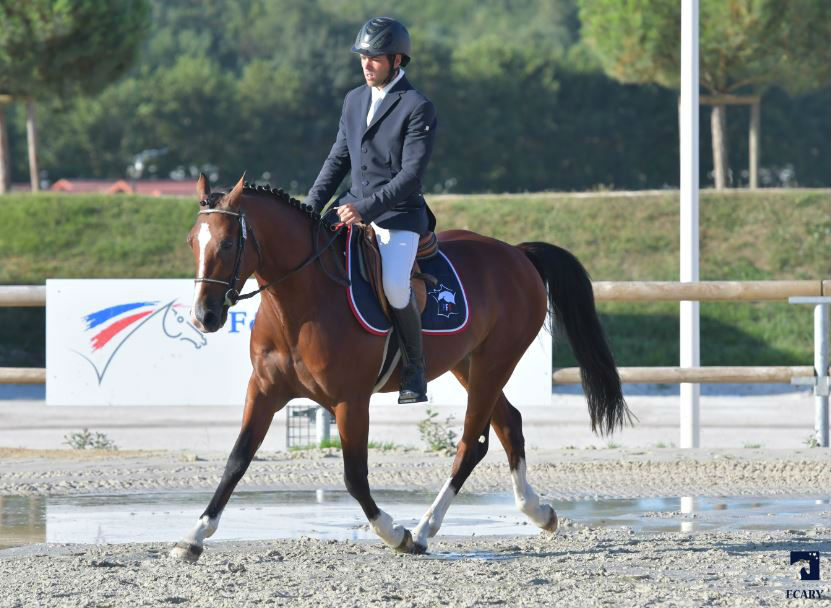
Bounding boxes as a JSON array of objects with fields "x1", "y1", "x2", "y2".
[{"x1": 220, "y1": 240, "x2": 234, "y2": 250}]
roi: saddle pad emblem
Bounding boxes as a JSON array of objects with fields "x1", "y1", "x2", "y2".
[{"x1": 429, "y1": 284, "x2": 458, "y2": 318}]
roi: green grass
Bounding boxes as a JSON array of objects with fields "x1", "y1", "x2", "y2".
[
  {"x1": 1, "y1": 190, "x2": 829, "y2": 368},
  {"x1": 368, "y1": 440, "x2": 401, "y2": 451},
  {"x1": 289, "y1": 437, "x2": 342, "y2": 451}
]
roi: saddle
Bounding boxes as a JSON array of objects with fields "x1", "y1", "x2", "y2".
[
  {"x1": 341, "y1": 223, "x2": 469, "y2": 391},
  {"x1": 354, "y1": 224, "x2": 439, "y2": 319}
]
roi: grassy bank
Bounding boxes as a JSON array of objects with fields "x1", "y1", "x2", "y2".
[{"x1": 1, "y1": 190, "x2": 828, "y2": 368}]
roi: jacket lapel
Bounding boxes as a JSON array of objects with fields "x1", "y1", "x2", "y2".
[
  {"x1": 351, "y1": 86, "x2": 372, "y2": 146},
  {"x1": 362, "y1": 75, "x2": 411, "y2": 138}
]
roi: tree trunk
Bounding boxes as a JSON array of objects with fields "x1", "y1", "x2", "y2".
[
  {"x1": 711, "y1": 104, "x2": 728, "y2": 189},
  {"x1": 749, "y1": 101, "x2": 760, "y2": 189},
  {"x1": 26, "y1": 100, "x2": 40, "y2": 192},
  {"x1": 0, "y1": 102, "x2": 10, "y2": 194}
]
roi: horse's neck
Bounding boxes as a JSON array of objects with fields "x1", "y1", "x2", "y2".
[{"x1": 247, "y1": 195, "x2": 339, "y2": 324}]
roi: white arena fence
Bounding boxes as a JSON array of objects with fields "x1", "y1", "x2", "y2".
[{"x1": 1, "y1": 280, "x2": 829, "y2": 446}]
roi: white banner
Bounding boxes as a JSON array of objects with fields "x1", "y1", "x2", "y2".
[{"x1": 46, "y1": 279, "x2": 551, "y2": 406}]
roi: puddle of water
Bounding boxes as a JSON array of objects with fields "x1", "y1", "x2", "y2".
[{"x1": 0, "y1": 492, "x2": 827, "y2": 550}]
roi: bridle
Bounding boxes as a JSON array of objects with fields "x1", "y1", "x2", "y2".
[{"x1": 194, "y1": 206, "x2": 346, "y2": 307}]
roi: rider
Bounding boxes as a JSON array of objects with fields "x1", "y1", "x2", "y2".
[{"x1": 306, "y1": 17, "x2": 436, "y2": 404}]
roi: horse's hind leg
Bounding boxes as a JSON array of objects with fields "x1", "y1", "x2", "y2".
[
  {"x1": 416, "y1": 361, "x2": 556, "y2": 544},
  {"x1": 491, "y1": 394, "x2": 558, "y2": 532},
  {"x1": 335, "y1": 397, "x2": 422, "y2": 553},
  {"x1": 170, "y1": 376, "x2": 287, "y2": 562},
  {"x1": 411, "y1": 352, "x2": 517, "y2": 551}
]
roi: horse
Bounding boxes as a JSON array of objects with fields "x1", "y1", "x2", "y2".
[{"x1": 170, "y1": 174, "x2": 631, "y2": 561}]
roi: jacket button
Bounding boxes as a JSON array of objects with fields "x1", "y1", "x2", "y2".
[
  {"x1": 361, "y1": 165, "x2": 367, "y2": 170},
  {"x1": 362, "y1": 147, "x2": 368, "y2": 153},
  {"x1": 362, "y1": 180, "x2": 369, "y2": 186}
]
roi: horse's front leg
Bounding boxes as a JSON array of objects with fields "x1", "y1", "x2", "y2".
[
  {"x1": 335, "y1": 398, "x2": 423, "y2": 554},
  {"x1": 170, "y1": 375, "x2": 287, "y2": 562}
]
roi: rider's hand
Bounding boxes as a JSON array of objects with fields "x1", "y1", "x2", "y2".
[{"x1": 336, "y1": 203, "x2": 363, "y2": 226}]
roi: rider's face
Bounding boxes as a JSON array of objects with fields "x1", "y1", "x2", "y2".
[{"x1": 361, "y1": 54, "x2": 399, "y2": 88}]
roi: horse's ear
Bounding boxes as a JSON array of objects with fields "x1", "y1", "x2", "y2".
[
  {"x1": 224, "y1": 173, "x2": 246, "y2": 208},
  {"x1": 196, "y1": 173, "x2": 210, "y2": 201}
]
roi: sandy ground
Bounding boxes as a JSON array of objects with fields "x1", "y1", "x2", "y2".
[
  {"x1": 0, "y1": 446, "x2": 828, "y2": 499},
  {"x1": 0, "y1": 528, "x2": 828, "y2": 607},
  {"x1": 1, "y1": 387, "x2": 829, "y2": 606},
  {"x1": 0, "y1": 447, "x2": 829, "y2": 606}
]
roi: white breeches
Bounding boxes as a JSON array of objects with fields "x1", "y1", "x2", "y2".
[{"x1": 371, "y1": 222, "x2": 419, "y2": 309}]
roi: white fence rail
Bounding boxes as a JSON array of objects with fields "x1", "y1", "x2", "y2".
[
  {"x1": 0, "y1": 285, "x2": 45, "y2": 307},
  {"x1": 552, "y1": 366, "x2": 815, "y2": 385}
]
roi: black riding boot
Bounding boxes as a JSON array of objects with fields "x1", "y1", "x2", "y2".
[{"x1": 390, "y1": 292, "x2": 428, "y2": 404}]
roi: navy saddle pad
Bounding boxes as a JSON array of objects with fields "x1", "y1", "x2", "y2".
[{"x1": 345, "y1": 226, "x2": 469, "y2": 336}]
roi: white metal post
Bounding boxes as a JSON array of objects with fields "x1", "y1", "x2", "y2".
[
  {"x1": 814, "y1": 304, "x2": 829, "y2": 447},
  {"x1": 680, "y1": 0, "x2": 701, "y2": 448},
  {"x1": 316, "y1": 406, "x2": 331, "y2": 444},
  {"x1": 789, "y1": 296, "x2": 831, "y2": 447}
]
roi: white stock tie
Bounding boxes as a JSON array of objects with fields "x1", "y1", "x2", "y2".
[{"x1": 367, "y1": 95, "x2": 383, "y2": 126}]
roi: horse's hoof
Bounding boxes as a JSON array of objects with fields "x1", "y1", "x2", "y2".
[
  {"x1": 542, "y1": 505, "x2": 559, "y2": 533},
  {"x1": 169, "y1": 541, "x2": 203, "y2": 563},
  {"x1": 394, "y1": 529, "x2": 427, "y2": 554}
]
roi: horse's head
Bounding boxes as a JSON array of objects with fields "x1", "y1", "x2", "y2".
[{"x1": 187, "y1": 173, "x2": 258, "y2": 333}]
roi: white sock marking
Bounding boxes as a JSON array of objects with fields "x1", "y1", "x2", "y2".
[
  {"x1": 413, "y1": 478, "x2": 457, "y2": 547},
  {"x1": 369, "y1": 509, "x2": 406, "y2": 547},
  {"x1": 511, "y1": 459, "x2": 553, "y2": 528},
  {"x1": 181, "y1": 514, "x2": 219, "y2": 547}
]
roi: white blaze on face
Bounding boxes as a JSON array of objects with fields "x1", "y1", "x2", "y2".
[{"x1": 190, "y1": 222, "x2": 213, "y2": 325}]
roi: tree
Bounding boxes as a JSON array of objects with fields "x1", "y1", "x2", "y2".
[
  {"x1": 577, "y1": 0, "x2": 831, "y2": 189},
  {"x1": 0, "y1": 0, "x2": 150, "y2": 192}
]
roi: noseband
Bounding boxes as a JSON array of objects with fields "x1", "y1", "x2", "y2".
[{"x1": 194, "y1": 207, "x2": 346, "y2": 307}]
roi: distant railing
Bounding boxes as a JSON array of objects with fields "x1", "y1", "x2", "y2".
[{"x1": 549, "y1": 280, "x2": 830, "y2": 447}]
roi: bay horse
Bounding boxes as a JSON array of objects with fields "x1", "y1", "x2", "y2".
[{"x1": 170, "y1": 175, "x2": 631, "y2": 561}]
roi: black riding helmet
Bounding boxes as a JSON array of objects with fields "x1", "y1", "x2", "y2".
[{"x1": 351, "y1": 17, "x2": 411, "y2": 67}]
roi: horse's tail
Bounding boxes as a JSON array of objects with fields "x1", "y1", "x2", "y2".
[{"x1": 517, "y1": 241, "x2": 633, "y2": 436}]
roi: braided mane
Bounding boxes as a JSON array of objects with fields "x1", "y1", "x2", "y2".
[
  {"x1": 200, "y1": 181, "x2": 332, "y2": 227},
  {"x1": 244, "y1": 182, "x2": 331, "y2": 226}
]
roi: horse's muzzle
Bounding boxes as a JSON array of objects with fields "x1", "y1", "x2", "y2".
[{"x1": 191, "y1": 299, "x2": 227, "y2": 333}]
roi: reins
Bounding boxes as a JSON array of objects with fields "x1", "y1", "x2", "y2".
[{"x1": 194, "y1": 202, "x2": 347, "y2": 307}]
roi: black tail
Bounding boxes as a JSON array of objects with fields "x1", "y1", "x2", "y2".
[{"x1": 518, "y1": 241, "x2": 633, "y2": 436}]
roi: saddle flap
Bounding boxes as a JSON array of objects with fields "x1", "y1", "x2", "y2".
[
  {"x1": 359, "y1": 224, "x2": 427, "y2": 319},
  {"x1": 345, "y1": 225, "x2": 468, "y2": 336}
]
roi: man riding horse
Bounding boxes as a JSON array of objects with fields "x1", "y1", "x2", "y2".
[
  {"x1": 305, "y1": 16, "x2": 435, "y2": 404},
  {"x1": 172, "y1": 16, "x2": 630, "y2": 562}
]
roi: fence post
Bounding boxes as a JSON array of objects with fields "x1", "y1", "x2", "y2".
[
  {"x1": 679, "y1": 0, "x2": 701, "y2": 449},
  {"x1": 814, "y1": 303, "x2": 829, "y2": 447},
  {"x1": 789, "y1": 296, "x2": 831, "y2": 447},
  {"x1": 316, "y1": 406, "x2": 332, "y2": 445}
]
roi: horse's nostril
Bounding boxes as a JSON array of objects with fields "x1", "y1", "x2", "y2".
[{"x1": 203, "y1": 310, "x2": 217, "y2": 327}]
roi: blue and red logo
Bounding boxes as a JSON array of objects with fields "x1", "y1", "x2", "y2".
[
  {"x1": 429, "y1": 283, "x2": 458, "y2": 318},
  {"x1": 74, "y1": 300, "x2": 207, "y2": 384}
]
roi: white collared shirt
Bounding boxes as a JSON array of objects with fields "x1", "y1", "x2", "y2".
[{"x1": 367, "y1": 68, "x2": 405, "y2": 125}]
